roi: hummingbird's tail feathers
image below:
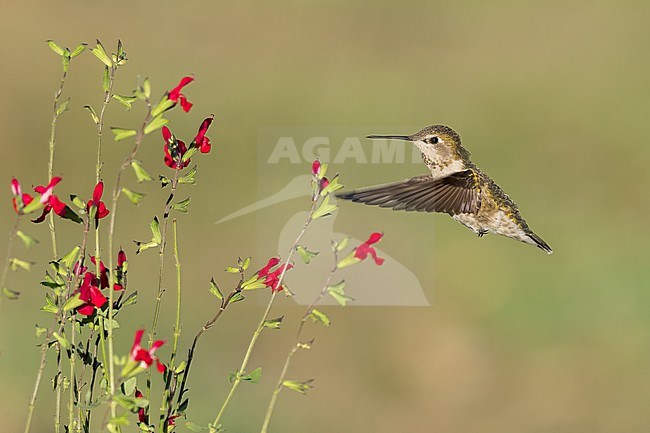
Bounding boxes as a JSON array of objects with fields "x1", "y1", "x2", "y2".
[
  {"x1": 528, "y1": 232, "x2": 553, "y2": 255},
  {"x1": 335, "y1": 170, "x2": 481, "y2": 215}
]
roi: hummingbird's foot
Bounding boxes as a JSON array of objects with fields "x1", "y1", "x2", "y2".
[{"x1": 477, "y1": 229, "x2": 488, "y2": 238}]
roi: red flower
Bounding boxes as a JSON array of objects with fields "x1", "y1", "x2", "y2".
[
  {"x1": 34, "y1": 176, "x2": 62, "y2": 204},
  {"x1": 168, "y1": 76, "x2": 194, "y2": 112},
  {"x1": 10, "y1": 178, "x2": 34, "y2": 214},
  {"x1": 257, "y1": 257, "x2": 293, "y2": 293},
  {"x1": 130, "y1": 329, "x2": 166, "y2": 373},
  {"x1": 167, "y1": 415, "x2": 180, "y2": 426},
  {"x1": 193, "y1": 115, "x2": 214, "y2": 153},
  {"x1": 77, "y1": 272, "x2": 107, "y2": 316},
  {"x1": 87, "y1": 181, "x2": 110, "y2": 221},
  {"x1": 162, "y1": 126, "x2": 190, "y2": 169},
  {"x1": 114, "y1": 249, "x2": 127, "y2": 291},
  {"x1": 354, "y1": 232, "x2": 385, "y2": 265},
  {"x1": 312, "y1": 159, "x2": 321, "y2": 176},
  {"x1": 90, "y1": 256, "x2": 109, "y2": 289},
  {"x1": 135, "y1": 389, "x2": 147, "y2": 424}
]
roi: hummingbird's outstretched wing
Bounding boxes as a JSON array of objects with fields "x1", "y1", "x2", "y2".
[{"x1": 336, "y1": 169, "x2": 481, "y2": 215}]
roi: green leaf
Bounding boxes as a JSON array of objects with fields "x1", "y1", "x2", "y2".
[
  {"x1": 70, "y1": 194, "x2": 86, "y2": 210},
  {"x1": 70, "y1": 43, "x2": 87, "y2": 58},
  {"x1": 296, "y1": 245, "x2": 319, "y2": 264},
  {"x1": 105, "y1": 319, "x2": 120, "y2": 330},
  {"x1": 61, "y1": 246, "x2": 80, "y2": 270},
  {"x1": 2, "y1": 287, "x2": 20, "y2": 300},
  {"x1": 143, "y1": 114, "x2": 169, "y2": 135},
  {"x1": 91, "y1": 40, "x2": 113, "y2": 67},
  {"x1": 46, "y1": 40, "x2": 65, "y2": 56},
  {"x1": 122, "y1": 377, "x2": 137, "y2": 396},
  {"x1": 241, "y1": 367, "x2": 262, "y2": 384},
  {"x1": 178, "y1": 165, "x2": 197, "y2": 185},
  {"x1": 241, "y1": 280, "x2": 267, "y2": 291},
  {"x1": 263, "y1": 316, "x2": 284, "y2": 329},
  {"x1": 332, "y1": 237, "x2": 349, "y2": 253},
  {"x1": 131, "y1": 160, "x2": 153, "y2": 183},
  {"x1": 150, "y1": 217, "x2": 162, "y2": 244},
  {"x1": 134, "y1": 240, "x2": 158, "y2": 255},
  {"x1": 225, "y1": 266, "x2": 239, "y2": 273},
  {"x1": 185, "y1": 421, "x2": 207, "y2": 432},
  {"x1": 182, "y1": 146, "x2": 198, "y2": 163},
  {"x1": 16, "y1": 230, "x2": 38, "y2": 249},
  {"x1": 282, "y1": 379, "x2": 314, "y2": 395},
  {"x1": 241, "y1": 257, "x2": 251, "y2": 271},
  {"x1": 10, "y1": 258, "x2": 32, "y2": 272},
  {"x1": 21, "y1": 198, "x2": 44, "y2": 215},
  {"x1": 35, "y1": 326, "x2": 48, "y2": 338},
  {"x1": 327, "y1": 280, "x2": 353, "y2": 306},
  {"x1": 41, "y1": 293, "x2": 59, "y2": 314},
  {"x1": 209, "y1": 278, "x2": 223, "y2": 300},
  {"x1": 52, "y1": 331, "x2": 70, "y2": 349},
  {"x1": 103, "y1": 66, "x2": 110, "y2": 92},
  {"x1": 56, "y1": 98, "x2": 70, "y2": 116},
  {"x1": 309, "y1": 309, "x2": 331, "y2": 327},
  {"x1": 122, "y1": 188, "x2": 146, "y2": 205},
  {"x1": 62, "y1": 53, "x2": 71, "y2": 73},
  {"x1": 311, "y1": 194, "x2": 338, "y2": 220},
  {"x1": 63, "y1": 293, "x2": 85, "y2": 311},
  {"x1": 151, "y1": 97, "x2": 174, "y2": 118},
  {"x1": 111, "y1": 127, "x2": 137, "y2": 142},
  {"x1": 226, "y1": 292, "x2": 245, "y2": 306},
  {"x1": 142, "y1": 77, "x2": 151, "y2": 99},
  {"x1": 84, "y1": 105, "x2": 99, "y2": 124},
  {"x1": 112, "y1": 94, "x2": 137, "y2": 111},
  {"x1": 171, "y1": 197, "x2": 191, "y2": 213},
  {"x1": 121, "y1": 291, "x2": 138, "y2": 307}
]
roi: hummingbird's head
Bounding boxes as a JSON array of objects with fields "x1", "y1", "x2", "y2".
[{"x1": 367, "y1": 125, "x2": 469, "y2": 162}]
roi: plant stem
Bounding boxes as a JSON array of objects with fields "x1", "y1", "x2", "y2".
[
  {"x1": 212, "y1": 198, "x2": 319, "y2": 429},
  {"x1": 47, "y1": 66, "x2": 69, "y2": 258},
  {"x1": 146, "y1": 168, "x2": 181, "y2": 403},
  {"x1": 261, "y1": 258, "x2": 338, "y2": 433},
  {"x1": 157, "y1": 219, "x2": 183, "y2": 433},
  {"x1": 96, "y1": 66, "x2": 116, "y2": 183},
  {"x1": 23, "y1": 343, "x2": 48, "y2": 433}
]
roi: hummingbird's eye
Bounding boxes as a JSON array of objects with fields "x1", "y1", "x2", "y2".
[{"x1": 427, "y1": 136, "x2": 439, "y2": 144}]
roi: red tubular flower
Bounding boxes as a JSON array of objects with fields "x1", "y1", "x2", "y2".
[
  {"x1": 193, "y1": 115, "x2": 214, "y2": 153},
  {"x1": 76, "y1": 272, "x2": 107, "y2": 316},
  {"x1": 256, "y1": 258, "x2": 293, "y2": 293},
  {"x1": 162, "y1": 126, "x2": 190, "y2": 169},
  {"x1": 87, "y1": 181, "x2": 110, "y2": 221},
  {"x1": 354, "y1": 232, "x2": 385, "y2": 265},
  {"x1": 167, "y1": 415, "x2": 180, "y2": 426},
  {"x1": 167, "y1": 76, "x2": 194, "y2": 112},
  {"x1": 135, "y1": 389, "x2": 147, "y2": 424},
  {"x1": 34, "y1": 176, "x2": 62, "y2": 204},
  {"x1": 130, "y1": 329, "x2": 166, "y2": 373},
  {"x1": 90, "y1": 256, "x2": 109, "y2": 289},
  {"x1": 11, "y1": 178, "x2": 34, "y2": 214},
  {"x1": 312, "y1": 159, "x2": 321, "y2": 176},
  {"x1": 114, "y1": 249, "x2": 127, "y2": 291}
]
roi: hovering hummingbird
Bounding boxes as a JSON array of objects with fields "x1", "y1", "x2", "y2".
[{"x1": 336, "y1": 125, "x2": 553, "y2": 254}]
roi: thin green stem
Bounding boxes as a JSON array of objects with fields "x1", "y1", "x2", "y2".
[
  {"x1": 212, "y1": 198, "x2": 319, "y2": 429},
  {"x1": 95, "y1": 66, "x2": 116, "y2": 183},
  {"x1": 158, "y1": 219, "x2": 183, "y2": 433},
  {"x1": 23, "y1": 344, "x2": 48, "y2": 433},
  {"x1": 146, "y1": 168, "x2": 181, "y2": 404},
  {"x1": 261, "y1": 257, "x2": 338, "y2": 433},
  {"x1": 69, "y1": 320, "x2": 77, "y2": 431},
  {"x1": 47, "y1": 67, "x2": 68, "y2": 258}
]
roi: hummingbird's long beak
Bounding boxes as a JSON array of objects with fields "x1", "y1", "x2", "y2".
[{"x1": 366, "y1": 134, "x2": 412, "y2": 141}]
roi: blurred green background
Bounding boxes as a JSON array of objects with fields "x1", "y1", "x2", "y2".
[{"x1": 2, "y1": 1, "x2": 650, "y2": 432}]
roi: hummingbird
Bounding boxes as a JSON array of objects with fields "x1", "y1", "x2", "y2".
[{"x1": 335, "y1": 125, "x2": 553, "y2": 254}]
